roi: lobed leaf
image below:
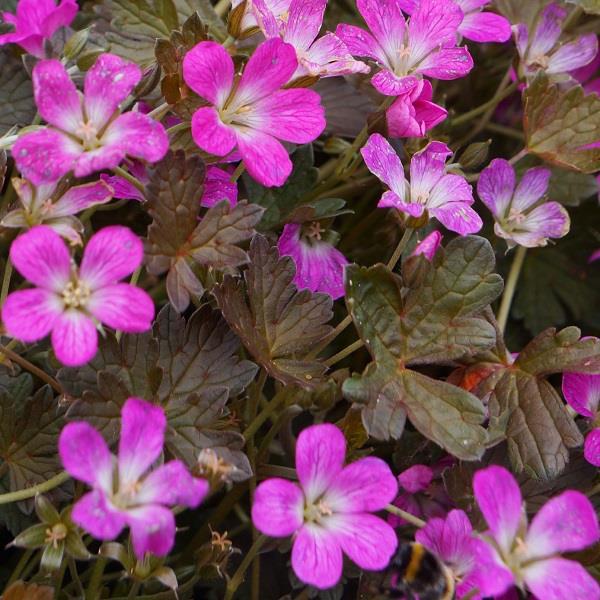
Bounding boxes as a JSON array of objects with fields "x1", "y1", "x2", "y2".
[{"x1": 0, "y1": 48, "x2": 36, "y2": 135}]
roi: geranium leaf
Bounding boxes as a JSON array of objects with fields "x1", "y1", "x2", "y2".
[
  {"x1": 214, "y1": 235, "x2": 333, "y2": 387},
  {"x1": 0, "y1": 48, "x2": 36, "y2": 135}
]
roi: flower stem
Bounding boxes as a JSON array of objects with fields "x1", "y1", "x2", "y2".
[
  {"x1": 497, "y1": 245, "x2": 527, "y2": 334},
  {"x1": 146, "y1": 102, "x2": 170, "y2": 120},
  {"x1": 508, "y1": 148, "x2": 528, "y2": 165},
  {"x1": 0, "y1": 344, "x2": 64, "y2": 395},
  {"x1": 324, "y1": 339, "x2": 364, "y2": 367},
  {"x1": 384, "y1": 504, "x2": 426, "y2": 528},
  {"x1": 127, "y1": 581, "x2": 141, "y2": 599},
  {"x1": 386, "y1": 227, "x2": 414, "y2": 270},
  {"x1": 451, "y1": 80, "x2": 518, "y2": 127},
  {"x1": 224, "y1": 534, "x2": 267, "y2": 600},
  {"x1": 113, "y1": 166, "x2": 145, "y2": 193},
  {"x1": 0, "y1": 471, "x2": 70, "y2": 505},
  {"x1": 86, "y1": 556, "x2": 108, "y2": 600},
  {"x1": 230, "y1": 162, "x2": 246, "y2": 182},
  {"x1": 243, "y1": 391, "x2": 285, "y2": 441},
  {"x1": 1, "y1": 259, "x2": 13, "y2": 306}
]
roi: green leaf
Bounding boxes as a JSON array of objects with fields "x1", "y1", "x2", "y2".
[
  {"x1": 566, "y1": 0, "x2": 600, "y2": 14},
  {"x1": 0, "y1": 48, "x2": 36, "y2": 135},
  {"x1": 524, "y1": 73, "x2": 600, "y2": 173},
  {"x1": 342, "y1": 236, "x2": 503, "y2": 459},
  {"x1": 494, "y1": 0, "x2": 546, "y2": 29},
  {"x1": 214, "y1": 235, "x2": 333, "y2": 387},
  {"x1": 548, "y1": 168, "x2": 598, "y2": 207}
]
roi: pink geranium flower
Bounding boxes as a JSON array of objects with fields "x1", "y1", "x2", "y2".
[
  {"x1": 277, "y1": 222, "x2": 348, "y2": 299},
  {"x1": 562, "y1": 372, "x2": 600, "y2": 467},
  {"x1": 477, "y1": 159, "x2": 570, "y2": 248},
  {"x1": 252, "y1": 423, "x2": 398, "y2": 589},
  {"x1": 361, "y1": 133, "x2": 482, "y2": 235},
  {"x1": 412, "y1": 231, "x2": 443, "y2": 261},
  {"x1": 514, "y1": 3, "x2": 598, "y2": 81},
  {"x1": 571, "y1": 44, "x2": 600, "y2": 95},
  {"x1": 387, "y1": 80, "x2": 447, "y2": 138},
  {"x1": 0, "y1": 0, "x2": 78, "y2": 58},
  {"x1": 231, "y1": 0, "x2": 291, "y2": 35},
  {"x1": 473, "y1": 465, "x2": 600, "y2": 600},
  {"x1": 398, "y1": 0, "x2": 511, "y2": 44},
  {"x1": 59, "y1": 397, "x2": 208, "y2": 558},
  {"x1": 182, "y1": 38, "x2": 326, "y2": 187},
  {"x1": 13, "y1": 54, "x2": 168, "y2": 185},
  {"x1": 336, "y1": 0, "x2": 473, "y2": 96},
  {"x1": 252, "y1": 0, "x2": 369, "y2": 80},
  {"x1": 2, "y1": 225, "x2": 154, "y2": 366}
]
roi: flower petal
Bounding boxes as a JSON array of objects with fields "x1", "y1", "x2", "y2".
[
  {"x1": 58, "y1": 422, "x2": 113, "y2": 491},
  {"x1": 528, "y1": 3, "x2": 566, "y2": 59},
  {"x1": 472, "y1": 466, "x2": 523, "y2": 555},
  {"x1": 72, "y1": 145, "x2": 127, "y2": 178},
  {"x1": 191, "y1": 106, "x2": 237, "y2": 157},
  {"x1": 562, "y1": 372, "x2": 600, "y2": 418},
  {"x1": 284, "y1": 0, "x2": 326, "y2": 51},
  {"x1": 412, "y1": 231, "x2": 442, "y2": 261},
  {"x1": 302, "y1": 33, "x2": 370, "y2": 78},
  {"x1": 2, "y1": 289, "x2": 62, "y2": 343},
  {"x1": 72, "y1": 490, "x2": 126, "y2": 540},
  {"x1": 512, "y1": 167, "x2": 551, "y2": 213},
  {"x1": 118, "y1": 397, "x2": 166, "y2": 489},
  {"x1": 372, "y1": 70, "x2": 419, "y2": 96},
  {"x1": 291, "y1": 524, "x2": 343, "y2": 589},
  {"x1": 507, "y1": 202, "x2": 569, "y2": 247},
  {"x1": 252, "y1": 478, "x2": 304, "y2": 537},
  {"x1": 585, "y1": 429, "x2": 600, "y2": 467},
  {"x1": 335, "y1": 24, "x2": 389, "y2": 65},
  {"x1": 80, "y1": 226, "x2": 144, "y2": 289},
  {"x1": 548, "y1": 33, "x2": 599, "y2": 75},
  {"x1": 201, "y1": 166, "x2": 238, "y2": 207},
  {"x1": 523, "y1": 557, "x2": 600, "y2": 600},
  {"x1": 361, "y1": 133, "x2": 406, "y2": 199},
  {"x1": 126, "y1": 504, "x2": 176, "y2": 559},
  {"x1": 398, "y1": 464, "x2": 433, "y2": 493},
  {"x1": 236, "y1": 129, "x2": 292, "y2": 187},
  {"x1": 295, "y1": 423, "x2": 346, "y2": 504},
  {"x1": 459, "y1": 11, "x2": 512, "y2": 43},
  {"x1": 51, "y1": 181, "x2": 114, "y2": 218},
  {"x1": 51, "y1": 310, "x2": 98, "y2": 366},
  {"x1": 38, "y1": 0, "x2": 78, "y2": 39},
  {"x1": 477, "y1": 158, "x2": 516, "y2": 216},
  {"x1": 416, "y1": 510, "x2": 473, "y2": 568},
  {"x1": 417, "y1": 46, "x2": 474, "y2": 80},
  {"x1": 88, "y1": 283, "x2": 154, "y2": 332},
  {"x1": 100, "y1": 174, "x2": 145, "y2": 202},
  {"x1": 431, "y1": 202, "x2": 483, "y2": 235}
]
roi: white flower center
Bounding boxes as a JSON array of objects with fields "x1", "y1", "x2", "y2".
[
  {"x1": 75, "y1": 121, "x2": 101, "y2": 150},
  {"x1": 304, "y1": 499, "x2": 333, "y2": 524},
  {"x1": 62, "y1": 280, "x2": 91, "y2": 309}
]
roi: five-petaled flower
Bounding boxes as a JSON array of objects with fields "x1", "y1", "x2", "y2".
[
  {"x1": 477, "y1": 159, "x2": 570, "y2": 248},
  {"x1": 13, "y1": 54, "x2": 169, "y2": 185},
  {"x1": 252, "y1": 423, "x2": 398, "y2": 589},
  {"x1": 2, "y1": 225, "x2": 154, "y2": 366},
  {"x1": 59, "y1": 397, "x2": 209, "y2": 558},
  {"x1": 473, "y1": 465, "x2": 600, "y2": 600},
  {"x1": 183, "y1": 38, "x2": 326, "y2": 187},
  {"x1": 336, "y1": 0, "x2": 473, "y2": 96},
  {"x1": 362, "y1": 133, "x2": 482, "y2": 235},
  {"x1": 0, "y1": 0, "x2": 78, "y2": 58}
]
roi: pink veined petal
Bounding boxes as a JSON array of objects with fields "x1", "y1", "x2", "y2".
[
  {"x1": 477, "y1": 158, "x2": 516, "y2": 217},
  {"x1": 13, "y1": 129, "x2": 83, "y2": 185},
  {"x1": 301, "y1": 33, "x2": 370, "y2": 78},
  {"x1": 372, "y1": 70, "x2": 419, "y2": 96},
  {"x1": 50, "y1": 180, "x2": 114, "y2": 218},
  {"x1": 126, "y1": 504, "x2": 176, "y2": 559},
  {"x1": 508, "y1": 202, "x2": 570, "y2": 247},
  {"x1": 584, "y1": 429, "x2": 600, "y2": 467},
  {"x1": 523, "y1": 557, "x2": 600, "y2": 600},
  {"x1": 233, "y1": 38, "x2": 298, "y2": 108},
  {"x1": 9, "y1": 225, "x2": 71, "y2": 291},
  {"x1": 38, "y1": 0, "x2": 78, "y2": 40},
  {"x1": 428, "y1": 173, "x2": 474, "y2": 210},
  {"x1": 562, "y1": 372, "x2": 600, "y2": 418},
  {"x1": 252, "y1": 478, "x2": 305, "y2": 537},
  {"x1": 511, "y1": 167, "x2": 551, "y2": 212},
  {"x1": 191, "y1": 106, "x2": 237, "y2": 157},
  {"x1": 528, "y1": 3, "x2": 566, "y2": 59},
  {"x1": 284, "y1": 0, "x2": 327, "y2": 51},
  {"x1": 409, "y1": 144, "x2": 447, "y2": 201},
  {"x1": 525, "y1": 490, "x2": 599, "y2": 557},
  {"x1": 459, "y1": 11, "x2": 512, "y2": 43},
  {"x1": 84, "y1": 54, "x2": 141, "y2": 129},
  {"x1": 252, "y1": 0, "x2": 281, "y2": 37},
  {"x1": 431, "y1": 202, "x2": 483, "y2": 235},
  {"x1": 330, "y1": 512, "x2": 398, "y2": 571},
  {"x1": 548, "y1": 33, "x2": 599, "y2": 75},
  {"x1": 58, "y1": 422, "x2": 113, "y2": 491},
  {"x1": 72, "y1": 490, "x2": 126, "y2": 540},
  {"x1": 0, "y1": 31, "x2": 43, "y2": 56},
  {"x1": 80, "y1": 226, "x2": 144, "y2": 289},
  {"x1": 135, "y1": 460, "x2": 209, "y2": 508},
  {"x1": 291, "y1": 524, "x2": 343, "y2": 589},
  {"x1": 472, "y1": 466, "x2": 523, "y2": 555},
  {"x1": 51, "y1": 310, "x2": 98, "y2": 367},
  {"x1": 335, "y1": 24, "x2": 390, "y2": 66},
  {"x1": 2, "y1": 289, "x2": 62, "y2": 343},
  {"x1": 87, "y1": 283, "x2": 154, "y2": 333},
  {"x1": 46, "y1": 216, "x2": 84, "y2": 245},
  {"x1": 235, "y1": 128, "x2": 292, "y2": 187},
  {"x1": 417, "y1": 46, "x2": 474, "y2": 80},
  {"x1": 100, "y1": 174, "x2": 145, "y2": 202},
  {"x1": 101, "y1": 112, "x2": 168, "y2": 164},
  {"x1": 398, "y1": 464, "x2": 434, "y2": 493},
  {"x1": 200, "y1": 166, "x2": 238, "y2": 207},
  {"x1": 324, "y1": 457, "x2": 398, "y2": 513},
  {"x1": 380, "y1": 193, "x2": 425, "y2": 217},
  {"x1": 397, "y1": 0, "x2": 418, "y2": 12},
  {"x1": 464, "y1": 538, "x2": 515, "y2": 598},
  {"x1": 387, "y1": 93, "x2": 422, "y2": 138},
  {"x1": 182, "y1": 41, "x2": 234, "y2": 107},
  {"x1": 416, "y1": 510, "x2": 473, "y2": 567},
  {"x1": 118, "y1": 397, "x2": 166, "y2": 489},
  {"x1": 295, "y1": 423, "x2": 346, "y2": 504},
  {"x1": 455, "y1": 0, "x2": 490, "y2": 10},
  {"x1": 32, "y1": 59, "x2": 81, "y2": 133},
  {"x1": 361, "y1": 133, "x2": 407, "y2": 199}
]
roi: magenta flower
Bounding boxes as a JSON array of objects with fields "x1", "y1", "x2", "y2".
[
  {"x1": 13, "y1": 54, "x2": 168, "y2": 185},
  {"x1": 562, "y1": 372, "x2": 600, "y2": 467},
  {"x1": 473, "y1": 465, "x2": 600, "y2": 600},
  {"x1": 386, "y1": 80, "x2": 447, "y2": 138},
  {"x1": 398, "y1": 0, "x2": 511, "y2": 44},
  {"x1": 416, "y1": 510, "x2": 514, "y2": 599},
  {"x1": 477, "y1": 159, "x2": 570, "y2": 248},
  {"x1": 182, "y1": 39, "x2": 325, "y2": 188},
  {"x1": 0, "y1": 178, "x2": 113, "y2": 244},
  {"x1": 277, "y1": 223, "x2": 348, "y2": 300},
  {"x1": 412, "y1": 231, "x2": 443, "y2": 261},
  {"x1": 252, "y1": 0, "x2": 369, "y2": 80},
  {"x1": 514, "y1": 3, "x2": 598, "y2": 80},
  {"x1": 59, "y1": 397, "x2": 208, "y2": 558},
  {"x1": 572, "y1": 46, "x2": 600, "y2": 95},
  {"x1": 0, "y1": 0, "x2": 77, "y2": 58},
  {"x1": 336, "y1": 0, "x2": 473, "y2": 96},
  {"x1": 361, "y1": 133, "x2": 482, "y2": 235},
  {"x1": 231, "y1": 0, "x2": 291, "y2": 35},
  {"x1": 201, "y1": 166, "x2": 238, "y2": 208},
  {"x1": 2, "y1": 225, "x2": 154, "y2": 366},
  {"x1": 252, "y1": 424, "x2": 398, "y2": 589}
]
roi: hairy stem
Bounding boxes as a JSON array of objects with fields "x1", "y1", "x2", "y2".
[
  {"x1": 324, "y1": 339, "x2": 364, "y2": 367},
  {"x1": 384, "y1": 504, "x2": 426, "y2": 528},
  {"x1": 224, "y1": 534, "x2": 267, "y2": 600},
  {"x1": 0, "y1": 344, "x2": 64, "y2": 395},
  {"x1": 113, "y1": 166, "x2": 145, "y2": 193},
  {"x1": 0, "y1": 471, "x2": 70, "y2": 505},
  {"x1": 497, "y1": 245, "x2": 527, "y2": 334},
  {"x1": 387, "y1": 227, "x2": 414, "y2": 271},
  {"x1": 1, "y1": 259, "x2": 13, "y2": 306}
]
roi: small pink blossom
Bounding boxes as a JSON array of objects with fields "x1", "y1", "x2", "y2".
[
  {"x1": 277, "y1": 222, "x2": 348, "y2": 299},
  {"x1": 183, "y1": 38, "x2": 326, "y2": 187},
  {"x1": 59, "y1": 397, "x2": 208, "y2": 558},
  {"x1": 361, "y1": 133, "x2": 482, "y2": 235},
  {"x1": 0, "y1": 0, "x2": 78, "y2": 58},
  {"x1": 231, "y1": 0, "x2": 291, "y2": 35},
  {"x1": 13, "y1": 54, "x2": 168, "y2": 185},
  {"x1": 2, "y1": 225, "x2": 154, "y2": 366},
  {"x1": 412, "y1": 231, "x2": 443, "y2": 261},
  {"x1": 252, "y1": 423, "x2": 398, "y2": 589},
  {"x1": 571, "y1": 44, "x2": 600, "y2": 95},
  {"x1": 473, "y1": 465, "x2": 600, "y2": 600},
  {"x1": 336, "y1": 0, "x2": 473, "y2": 96},
  {"x1": 201, "y1": 166, "x2": 238, "y2": 208}
]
